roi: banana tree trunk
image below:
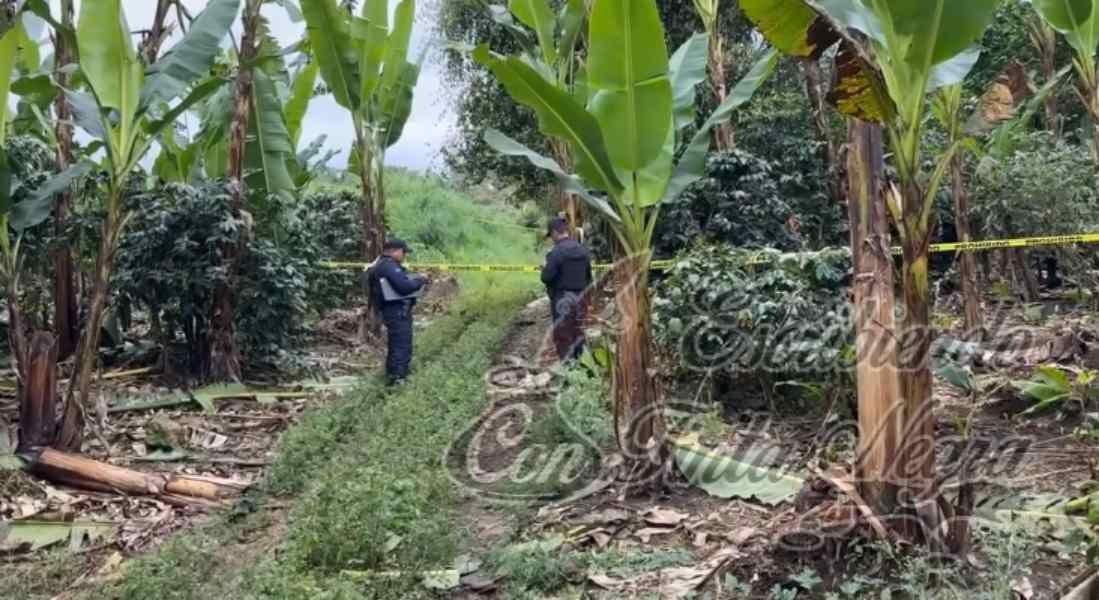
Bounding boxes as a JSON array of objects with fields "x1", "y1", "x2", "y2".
[
  {"x1": 847, "y1": 120, "x2": 902, "y2": 516},
  {"x1": 139, "y1": 0, "x2": 173, "y2": 65},
  {"x1": 16, "y1": 332, "x2": 56, "y2": 453},
  {"x1": 550, "y1": 138, "x2": 581, "y2": 236},
  {"x1": 708, "y1": 32, "x2": 733, "y2": 151},
  {"x1": 57, "y1": 208, "x2": 122, "y2": 452},
  {"x1": 7, "y1": 270, "x2": 28, "y2": 381},
  {"x1": 357, "y1": 139, "x2": 386, "y2": 259},
  {"x1": 897, "y1": 183, "x2": 938, "y2": 532},
  {"x1": 1086, "y1": 77, "x2": 1099, "y2": 170},
  {"x1": 355, "y1": 137, "x2": 386, "y2": 339},
  {"x1": 612, "y1": 252, "x2": 666, "y2": 483},
  {"x1": 951, "y1": 156, "x2": 983, "y2": 338},
  {"x1": 802, "y1": 58, "x2": 840, "y2": 203},
  {"x1": 1011, "y1": 248, "x2": 1040, "y2": 301},
  {"x1": 52, "y1": 0, "x2": 78, "y2": 360},
  {"x1": 208, "y1": 0, "x2": 262, "y2": 382},
  {"x1": 1040, "y1": 41, "x2": 1059, "y2": 134}
]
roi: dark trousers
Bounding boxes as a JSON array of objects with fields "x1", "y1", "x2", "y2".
[
  {"x1": 382, "y1": 303, "x2": 413, "y2": 383},
  {"x1": 550, "y1": 291, "x2": 585, "y2": 362}
]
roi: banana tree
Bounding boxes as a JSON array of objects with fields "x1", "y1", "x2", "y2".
[
  {"x1": 0, "y1": 12, "x2": 90, "y2": 382},
  {"x1": 50, "y1": 0, "x2": 78, "y2": 359},
  {"x1": 302, "y1": 0, "x2": 421, "y2": 259},
  {"x1": 931, "y1": 85, "x2": 984, "y2": 337},
  {"x1": 1025, "y1": 8, "x2": 1062, "y2": 133},
  {"x1": 54, "y1": 0, "x2": 238, "y2": 450},
  {"x1": 486, "y1": 0, "x2": 588, "y2": 233},
  {"x1": 692, "y1": 0, "x2": 734, "y2": 149},
  {"x1": 477, "y1": 0, "x2": 777, "y2": 475},
  {"x1": 741, "y1": 0, "x2": 999, "y2": 542},
  {"x1": 1030, "y1": 0, "x2": 1099, "y2": 164},
  {"x1": 208, "y1": 0, "x2": 303, "y2": 381},
  {"x1": 158, "y1": 27, "x2": 311, "y2": 195},
  {"x1": 931, "y1": 63, "x2": 1067, "y2": 334}
]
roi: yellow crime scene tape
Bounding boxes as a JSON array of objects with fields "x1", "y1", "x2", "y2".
[{"x1": 320, "y1": 232, "x2": 1099, "y2": 274}]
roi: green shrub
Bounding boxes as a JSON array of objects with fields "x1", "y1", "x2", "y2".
[
  {"x1": 112, "y1": 182, "x2": 313, "y2": 375},
  {"x1": 970, "y1": 131, "x2": 1099, "y2": 286},
  {"x1": 654, "y1": 150, "x2": 805, "y2": 258},
  {"x1": 109, "y1": 534, "x2": 226, "y2": 600},
  {"x1": 653, "y1": 244, "x2": 853, "y2": 391},
  {"x1": 542, "y1": 367, "x2": 613, "y2": 450},
  {"x1": 265, "y1": 384, "x2": 376, "y2": 495},
  {"x1": 284, "y1": 464, "x2": 455, "y2": 573}
]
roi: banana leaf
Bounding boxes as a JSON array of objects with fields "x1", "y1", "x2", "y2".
[
  {"x1": 586, "y1": 0, "x2": 672, "y2": 171},
  {"x1": 381, "y1": 61, "x2": 419, "y2": 148},
  {"x1": 0, "y1": 22, "x2": 20, "y2": 145},
  {"x1": 246, "y1": 70, "x2": 295, "y2": 199},
  {"x1": 668, "y1": 33, "x2": 709, "y2": 131},
  {"x1": 509, "y1": 0, "x2": 556, "y2": 64},
  {"x1": 140, "y1": 0, "x2": 240, "y2": 110},
  {"x1": 474, "y1": 46, "x2": 622, "y2": 194},
  {"x1": 301, "y1": 0, "x2": 361, "y2": 110},
  {"x1": 77, "y1": 0, "x2": 143, "y2": 154},
  {"x1": 358, "y1": 0, "x2": 389, "y2": 102},
  {"x1": 286, "y1": 59, "x2": 318, "y2": 147}
]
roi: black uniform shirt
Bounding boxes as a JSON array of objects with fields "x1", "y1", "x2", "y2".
[
  {"x1": 541, "y1": 238, "x2": 593, "y2": 295},
  {"x1": 366, "y1": 256, "x2": 425, "y2": 309}
]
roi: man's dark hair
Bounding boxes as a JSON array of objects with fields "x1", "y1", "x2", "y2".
[
  {"x1": 547, "y1": 217, "x2": 569, "y2": 237},
  {"x1": 383, "y1": 238, "x2": 411, "y2": 253}
]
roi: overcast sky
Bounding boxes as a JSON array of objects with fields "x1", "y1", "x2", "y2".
[{"x1": 45, "y1": 0, "x2": 452, "y2": 172}]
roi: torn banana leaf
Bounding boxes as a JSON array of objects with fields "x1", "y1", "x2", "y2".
[
  {"x1": 972, "y1": 494, "x2": 1088, "y2": 539},
  {"x1": 0, "y1": 454, "x2": 24, "y2": 470},
  {"x1": 672, "y1": 437, "x2": 804, "y2": 505},
  {"x1": 0, "y1": 520, "x2": 115, "y2": 553}
]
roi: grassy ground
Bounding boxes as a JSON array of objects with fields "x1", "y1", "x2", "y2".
[
  {"x1": 0, "y1": 171, "x2": 546, "y2": 600},
  {"x1": 101, "y1": 288, "x2": 532, "y2": 600}
]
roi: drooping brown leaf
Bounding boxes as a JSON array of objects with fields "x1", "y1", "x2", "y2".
[
  {"x1": 827, "y1": 41, "x2": 895, "y2": 124},
  {"x1": 739, "y1": 0, "x2": 840, "y2": 59},
  {"x1": 968, "y1": 60, "x2": 1033, "y2": 132}
]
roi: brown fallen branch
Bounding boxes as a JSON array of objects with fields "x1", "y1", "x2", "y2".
[
  {"x1": 13, "y1": 332, "x2": 244, "y2": 505},
  {"x1": 28, "y1": 448, "x2": 243, "y2": 502}
]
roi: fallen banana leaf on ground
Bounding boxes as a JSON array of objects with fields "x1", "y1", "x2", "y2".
[
  {"x1": 191, "y1": 384, "x2": 251, "y2": 413},
  {"x1": 101, "y1": 367, "x2": 157, "y2": 380},
  {"x1": 293, "y1": 376, "x2": 360, "y2": 393},
  {"x1": 0, "y1": 454, "x2": 23, "y2": 470},
  {"x1": 671, "y1": 436, "x2": 804, "y2": 506},
  {"x1": 588, "y1": 546, "x2": 738, "y2": 599},
  {"x1": 973, "y1": 494, "x2": 1088, "y2": 539},
  {"x1": 108, "y1": 393, "x2": 196, "y2": 414},
  {"x1": 0, "y1": 519, "x2": 115, "y2": 553},
  {"x1": 110, "y1": 382, "x2": 316, "y2": 415},
  {"x1": 192, "y1": 383, "x2": 312, "y2": 412}
]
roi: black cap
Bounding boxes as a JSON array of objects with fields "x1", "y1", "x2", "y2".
[
  {"x1": 546, "y1": 217, "x2": 569, "y2": 238},
  {"x1": 383, "y1": 238, "x2": 411, "y2": 253}
]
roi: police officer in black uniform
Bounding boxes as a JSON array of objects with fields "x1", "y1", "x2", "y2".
[
  {"x1": 366, "y1": 239, "x2": 428, "y2": 385},
  {"x1": 541, "y1": 217, "x2": 592, "y2": 361}
]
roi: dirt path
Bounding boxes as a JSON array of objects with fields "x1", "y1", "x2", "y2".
[{"x1": 451, "y1": 297, "x2": 560, "y2": 596}]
